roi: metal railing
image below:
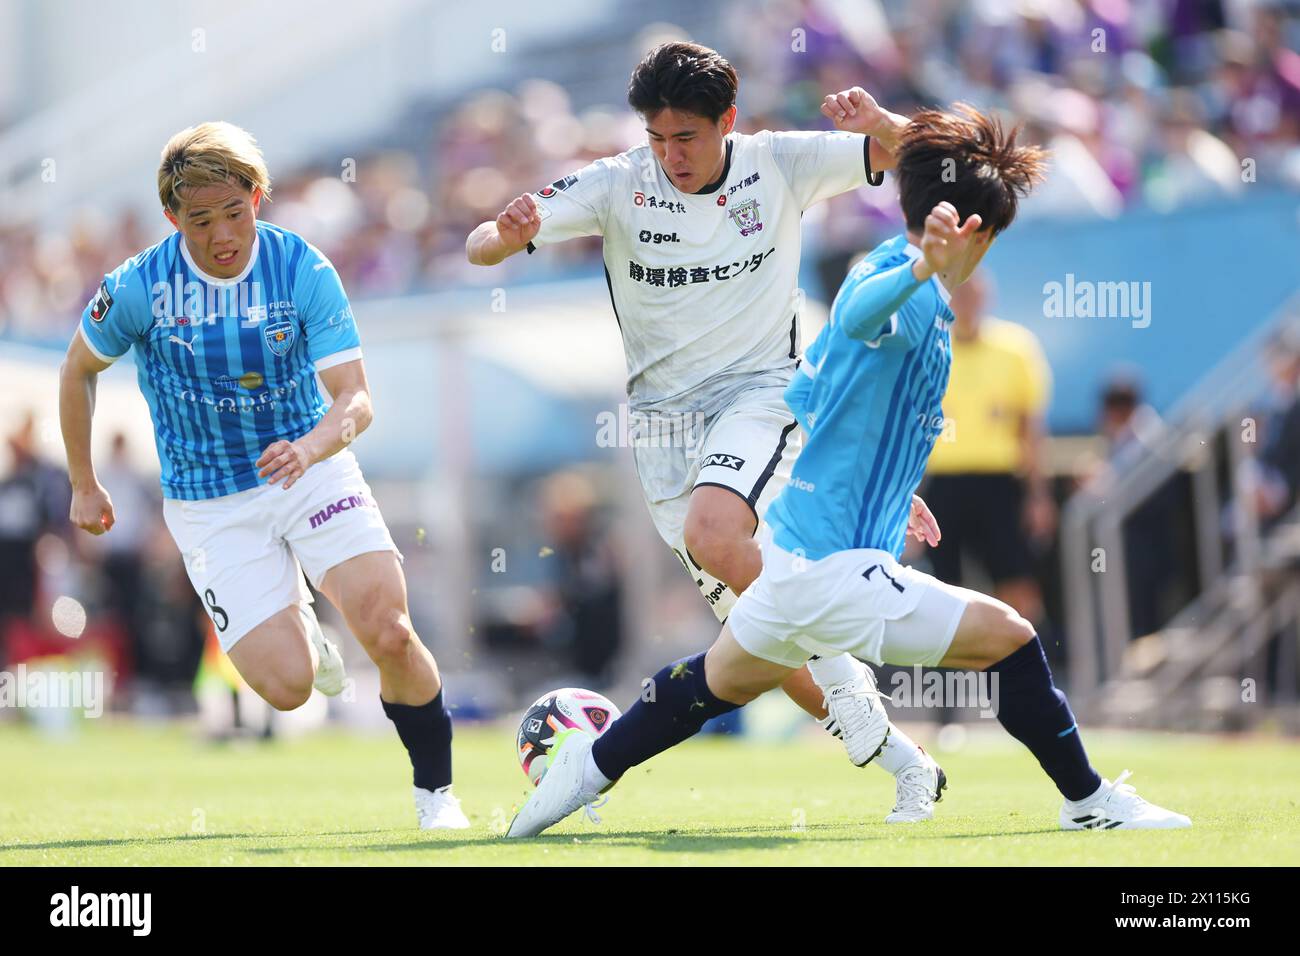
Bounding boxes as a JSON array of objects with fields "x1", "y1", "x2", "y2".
[{"x1": 1060, "y1": 294, "x2": 1300, "y2": 726}]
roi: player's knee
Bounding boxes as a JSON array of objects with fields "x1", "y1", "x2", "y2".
[
  {"x1": 988, "y1": 604, "x2": 1036, "y2": 662},
  {"x1": 706, "y1": 670, "x2": 761, "y2": 706},
  {"x1": 259, "y1": 674, "x2": 313, "y2": 712},
  {"x1": 362, "y1": 609, "x2": 417, "y2": 665},
  {"x1": 683, "y1": 509, "x2": 741, "y2": 576}
]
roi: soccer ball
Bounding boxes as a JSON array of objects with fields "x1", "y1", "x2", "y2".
[{"x1": 516, "y1": 687, "x2": 621, "y2": 786}]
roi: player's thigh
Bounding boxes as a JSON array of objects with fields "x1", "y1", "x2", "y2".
[
  {"x1": 282, "y1": 450, "x2": 405, "y2": 615},
  {"x1": 934, "y1": 586, "x2": 1035, "y2": 670},
  {"x1": 162, "y1": 494, "x2": 311, "y2": 654},
  {"x1": 318, "y1": 549, "x2": 417, "y2": 654},
  {"x1": 724, "y1": 541, "x2": 817, "y2": 688},
  {"x1": 694, "y1": 388, "x2": 799, "y2": 526},
  {"x1": 226, "y1": 604, "x2": 315, "y2": 707},
  {"x1": 704, "y1": 624, "x2": 798, "y2": 705}
]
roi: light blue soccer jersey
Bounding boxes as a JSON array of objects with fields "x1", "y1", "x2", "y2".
[
  {"x1": 768, "y1": 234, "x2": 954, "y2": 560},
  {"x1": 79, "y1": 221, "x2": 361, "y2": 500}
]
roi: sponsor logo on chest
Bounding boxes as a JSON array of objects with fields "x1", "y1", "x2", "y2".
[{"x1": 633, "y1": 191, "x2": 687, "y2": 213}]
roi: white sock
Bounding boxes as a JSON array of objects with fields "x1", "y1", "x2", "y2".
[
  {"x1": 874, "y1": 722, "x2": 927, "y2": 776},
  {"x1": 582, "y1": 750, "x2": 613, "y2": 794},
  {"x1": 805, "y1": 653, "x2": 860, "y2": 687}
]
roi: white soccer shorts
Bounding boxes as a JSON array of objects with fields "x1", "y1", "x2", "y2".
[
  {"x1": 635, "y1": 385, "x2": 801, "y2": 621},
  {"x1": 729, "y1": 526, "x2": 969, "y2": 670},
  {"x1": 162, "y1": 448, "x2": 401, "y2": 651}
]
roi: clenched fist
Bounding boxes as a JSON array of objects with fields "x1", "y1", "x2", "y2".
[
  {"x1": 70, "y1": 482, "x2": 115, "y2": 535},
  {"x1": 495, "y1": 193, "x2": 543, "y2": 253}
]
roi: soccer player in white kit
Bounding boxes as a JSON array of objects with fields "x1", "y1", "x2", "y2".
[
  {"x1": 59, "y1": 122, "x2": 469, "y2": 830},
  {"x1": 467, "y1": 42, "x2": 945, "y2": 821}
]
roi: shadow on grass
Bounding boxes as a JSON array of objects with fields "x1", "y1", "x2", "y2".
[
  {"x1": 0, "y1": 829, "x2": 393, "y2": 853},
  {"x1": 1, "y1": 821, "x2": 1062, "y2": 859},
  {"x1": 239, "y1": 821, "x2": 1062, "y2": 858}
]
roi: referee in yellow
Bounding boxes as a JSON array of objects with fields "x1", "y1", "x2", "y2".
[{"x1": 922, "y1": 270, "x2": 1055, "y2": 626}]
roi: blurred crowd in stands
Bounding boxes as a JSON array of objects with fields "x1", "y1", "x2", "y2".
[
  {"x1": 3, "y1": 0, "x2": 1299, "y2": 722},
  {"x1": 2, "y1": 0, "x2": 1298, "y2": 342}
]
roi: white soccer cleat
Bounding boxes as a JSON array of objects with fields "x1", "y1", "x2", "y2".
[
  {"x1": 303, "y1": 607, "x2": 346, "y2": 697},
  {"x1": 817, "y1": 665, "x2": 891, "y2": 767},
  {"x1": 1059, "y1": 770, "x2": 1191, "y2": 830},
  {"x1": 886, "y1": 752, "x2": 947, "y2": 823},
  {"x1": 414, "y1": 785, "x2": 471, "y2": 830},
  {"x1": 506, "y1": 730, "x2": 605, "y2": 838}
]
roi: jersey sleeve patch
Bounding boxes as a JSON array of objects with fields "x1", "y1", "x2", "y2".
[
  {"x1": 88, "y1": 281, "x2": 114, "y2": 322},
  {"x1": 534, "y1": 173, "x2": 579, "y2": 199}
]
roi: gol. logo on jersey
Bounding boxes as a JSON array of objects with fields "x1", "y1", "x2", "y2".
[{"x1": 728, "y1": 198, "x2": 763, "y2": 237}]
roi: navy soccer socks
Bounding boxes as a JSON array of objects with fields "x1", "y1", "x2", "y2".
[
  {"x1": 591, "y1": 652, "x2": 739, "y2": 782},
  {"x1": 382, "y1": 688, "x2": 454, "y2": 792},
  {"x1": 987, "y1": 636, "x2": 1101, "y2": 802}
]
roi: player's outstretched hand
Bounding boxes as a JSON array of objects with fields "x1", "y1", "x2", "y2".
[
  {"x1": 820, "y1": 86, "x2": 885, "y2": 136},
  {"x1": 907, "y1": 494, "x2": 941, "y2": 547},
  {"x1": 258, "y1": 439, "x2": 312, "y2": 490},
  {"x1": 495, "y1": 193, "x2": 543, "y2": 253},
  {"x1": 919, "y1": 202, "x2": 982, "y2": 277},
  {"x1": 70, "y1": 482, "x2": 115, "y2": 535}
]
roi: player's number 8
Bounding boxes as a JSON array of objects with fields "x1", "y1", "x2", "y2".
[{"x1": 204, "y1": 588, "x2": 229, "y2": 632}]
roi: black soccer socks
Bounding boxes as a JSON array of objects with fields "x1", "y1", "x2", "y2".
[
  {"x1": 986, "y1": 636, "x2": 1102, "y2": 801},
  {"x1": 591, "y1": 651, "x2": 739, "y2": 782},
  {"x1": 382, "y1": 688, "x2": 454, "y2": 792}
]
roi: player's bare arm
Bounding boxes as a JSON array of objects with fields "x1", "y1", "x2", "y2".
[
  {"x1": 466, "y1": 192, "x2": 543, "y2": 266},
  {"x1": 58, "y1": 329, "x2": 116, "y2": 535},
  {"x1": 257, "y1": 358, "x2": 373, "y2": 490},
  {"x1": 820, "y1": 86, "x2": 909, "y2": 172}
]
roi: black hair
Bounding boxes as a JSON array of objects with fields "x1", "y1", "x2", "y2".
[{"x1": 627, "y1": 41, "x2": 738, "y2": 121}]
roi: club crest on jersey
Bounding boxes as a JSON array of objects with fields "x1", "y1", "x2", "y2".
[
  {"x1": 88, "y1": 282, "x2": 114, "y2": 322},
  {"x1": 264, "y1": 321, "x2": 296, "y2": 356},
  {"x1": 727, "y1": 198, "x2": 763, "y2": 237}
]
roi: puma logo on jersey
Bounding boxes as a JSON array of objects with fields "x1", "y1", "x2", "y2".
[
  {"x1": 700, "y1": 453, "x2": 745, "y2": 470},
  {"x1": 168, "y1": 335, "x2": 196, "y2": 354}
]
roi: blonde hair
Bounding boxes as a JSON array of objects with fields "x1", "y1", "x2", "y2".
[{"x1": 157, "y1": 121, "x2": 272, "y2": 213}]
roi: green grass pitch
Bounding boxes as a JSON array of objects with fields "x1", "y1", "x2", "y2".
[{"x1": 1, "y1": 721, "x2": 1295, "y2": 866}]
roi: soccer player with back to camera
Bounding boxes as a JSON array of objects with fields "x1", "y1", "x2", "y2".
[
  {"x1": 506, "y1": 104, "x2": 1193, "y2": 837},
  {"x1": 468, "y1": 42, "x2": 948, "y2": 823},
  {"x1": 59, "y1": 122, "x2": 469, "y2": 830}
]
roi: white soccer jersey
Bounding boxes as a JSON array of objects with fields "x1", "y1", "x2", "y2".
[{"x1": 528, "y1": 130, "x2": 881, "y2": 414}]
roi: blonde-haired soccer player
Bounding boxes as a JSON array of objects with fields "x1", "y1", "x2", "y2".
[{"x1": 60, "y1": 121, "x2": 469, "y2": 829}]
